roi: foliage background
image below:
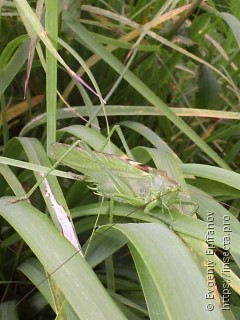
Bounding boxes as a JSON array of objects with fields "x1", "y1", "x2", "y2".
[{"x1": 0, "y1": 0, "x2": 240, "y2": 319}]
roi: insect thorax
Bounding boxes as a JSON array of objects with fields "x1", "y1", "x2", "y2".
[{"x1": 148, "y1": 169, "x2": 180, "y2": 205}]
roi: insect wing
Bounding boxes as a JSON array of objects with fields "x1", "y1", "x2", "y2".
[
  {"x1": 51, "y1": 143, "x2": 150, "y2": 198},
  {"x1": 51, "y1": 143, "x2": 181, "y2": 208}
]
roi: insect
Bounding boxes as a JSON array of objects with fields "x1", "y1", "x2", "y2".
[
  {"x1": 8, "y1": 141, "x2": 238, "y2": 319},
  {"x1": 50, "y1": 142, "x2": 181, "y2": 215},
  {"x1": 11, "y1": 142, "x2": 183, "y2": 310}
]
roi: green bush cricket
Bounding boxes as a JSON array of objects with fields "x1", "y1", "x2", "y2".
[
  {"x1": 14, "y1": 140, "x2": 194, "y2": 307},
  {"x1": 14, "y1": 140, "x2": 238, "y2": 310},
  {"x1": 50, "y1": 142, "x2": 181, "y2": 215}
]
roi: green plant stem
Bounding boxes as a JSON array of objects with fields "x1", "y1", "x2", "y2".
[{"x1": 46, "y1": 0, "x2": 58, "y2": 154}]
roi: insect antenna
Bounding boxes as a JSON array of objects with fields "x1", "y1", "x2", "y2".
[
  {"x1": 183, "y1": 187, "x2": 240, "y2": 213},
  {"x1": 15, "y1": 186, "x2": 238, "y2": 308},
  {"x1": 15, "y1": 189, "x2": 173, "y2": 308}
]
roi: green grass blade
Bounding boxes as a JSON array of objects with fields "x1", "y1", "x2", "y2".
[
  {"x1": 20, "y1": 106, "x2": 240, "y2": 137},
  {"x1": 18, "y1": 258, "x2": 79, "y2": 319},
  {"x1": 107, "y1": 223, "x2": 224, "y2": 319},
  {"x1": 181, "y1": 164, "x2": 240, "y2": 191},
  {"x1": 0, "y1": 37, "x2": 30, "y2": 96},
  {"x1": 0, "y1": 164, "x2": 26, "y2": 197},
  {"x1": 73, "y1": 202, "x2": 240, "y2": 257},
  {"x1": 13, "y1": 0, "x2": 104, "y2": 102},
  {"x1": 5, "y1": 137, "x2": 72, "y2": 229},
  {"x1": 216, "y1": 12, "x2": 240, "y2": 48},
  {"x1": 0, "y1": 300, "x2": 18, "y2": 320},
  {"x1": 0, "y1": 197, "x2": 127, "y2": 320},
  {"x1": 63, "y1": 11, "x2": 230, "y2": 169},
  {"x1": 18, "y1": 258, "x2": 55, "y2": 310},
  {"x1": 0, "y1": 156, "x2": 80, "y2": 180}
]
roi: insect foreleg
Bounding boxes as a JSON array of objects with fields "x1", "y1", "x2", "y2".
[
  {"x1": 144, "y1": 188, "x2": 179, "y2": 218},
  {"x1": 144, "y1": 199, "x2": 159, "y2": 214},
  {"x1": 144, "y1": 197, "x2": 174, "y2": 220}
]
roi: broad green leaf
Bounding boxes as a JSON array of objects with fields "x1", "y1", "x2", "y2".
[
  {"x1": 0, "y1": 35, "x2": 27, "y2": 69},
  {"x1": 182, "y1": 235, "x2": 240, "y2": 299},
  {"x1": 0, "y1": 164, "x2": 26, "y2": 197},
  {"x1": 19, "y1": 258, "x2": 79, "y2": 319},
  {"x1": 0, "y1": 197, "x2": 127, "y2": 320},
  {"x1": 4, "y1": 137, "x2": 71, "y2": 229},
  {"x1": 58, "y1": 125, "x2": 123, "y2": 154},
  {"x1": 0, "y1": 38, "x2": 30, "y2": 96},
  {"x1": 217, "y1": 12, "x2": 240, "y2": 48},
  {"x1": 195, "y1": 65, "x2": 220, "y2": 108},
  {"x1": 103, "y1": 223, "x2": 224, "y2": 319},
  {"x1": 0, "y1": 300, "x2": 18, "y2": 320},
  {"x1": 71, "y1": 201, "x2": 240, "y2": 257},
  {"x1": 181, "y1": 164, "x2": 240, "y2": 191}
]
